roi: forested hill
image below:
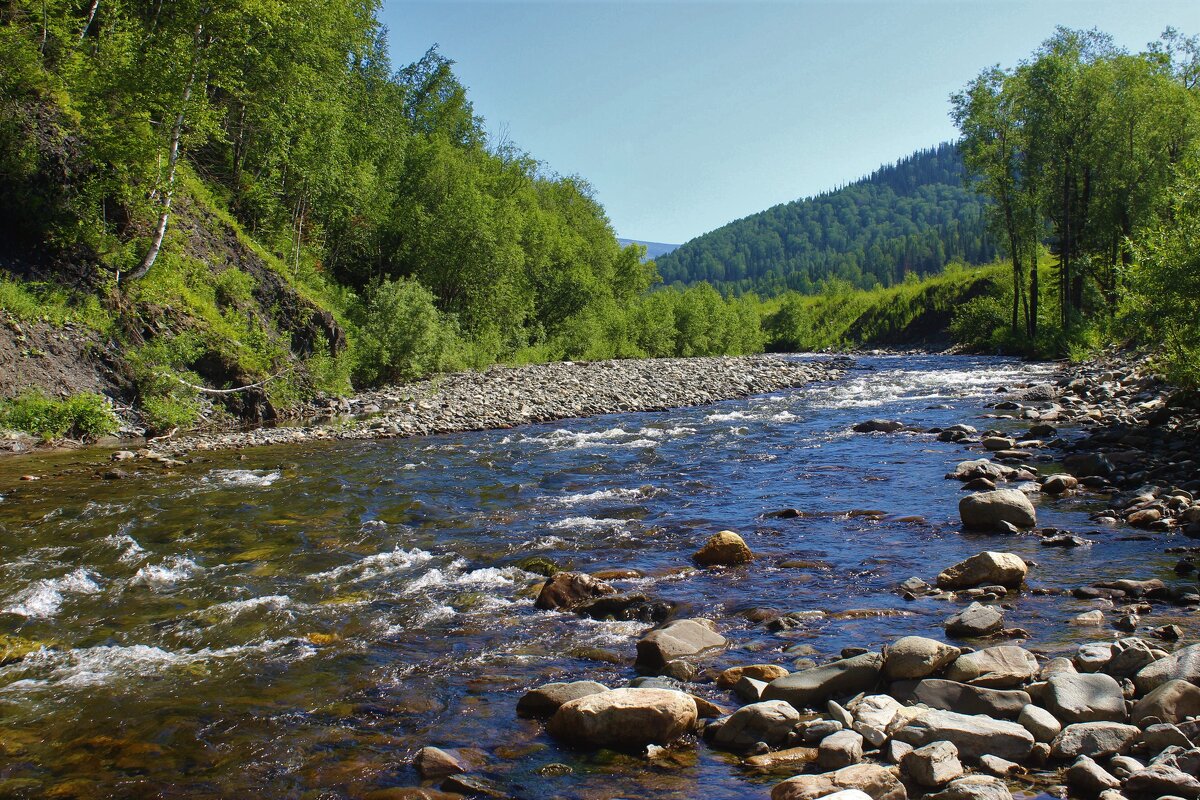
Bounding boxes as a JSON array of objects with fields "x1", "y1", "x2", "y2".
[{"x1": 656, "y1": 142, "x2": 999, "y2": 295}]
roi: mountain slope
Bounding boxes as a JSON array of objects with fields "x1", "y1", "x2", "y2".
[
  {"x1": 656, "y1": 142, "x2": 998, "y2": 295},
  {"x1": 617, "y1": 239, "x2": 680, "y2": 260}
]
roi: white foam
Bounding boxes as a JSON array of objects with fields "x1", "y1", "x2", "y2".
[
  {"x1": 404, "y1": 563, "x2": 516, "y2": 593},
  {"x1": 102, "y1": 533, "x2": 145, "y2": 565},
  {"x1": 132, "y1": 556, "x2": 199, "y2": 588},
  {"x1": 13, "y1": 638, "x2": 306, "y2": 689},
  {"x1": 810, "y1": 361, "x2": 1058, "y2": 410},
  {"x1": 202, "y1": 469, "x2": 281, "y2": 488},
  {"x1": 415, "y1": 604, "x2": 456, "y2": 625},
  {"x1": 308, "y1": 548, "x2": 433, "y2": 583},
  {"x1": 201, "y1": 595, "x2": 292, "y2": 620},
  {"x1": 549, "y1": 487, "x2": 652, "y2": 506},
  {"x1": 3, "y1": 568, "x2": 101, "y2": 618},
  {"x1": 518, "y1": 535, "x2": 566, "y2": 550},
  {"x1": 706, "y1": 410, "x2": 751, "y2": 422},
  {"x1": 547, "y1": 516, "x2": 628, "y2": 531},
  {"x1": 514, "y1": 427, "x2": 659, "y2": 450}
]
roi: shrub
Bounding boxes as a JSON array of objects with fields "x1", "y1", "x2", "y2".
[
  {"x1": 350, "y1": 278, "x2": 455, "y2": 386},
  {"x1": 0, "y1": 391, "x2": 119, "y2": 441},
  {"x1": 140, "y1": 393, "x2": 201, "y2": 433},
  {"x1": 949, "y1": 295, "x2": 1008, "y2": 351}
]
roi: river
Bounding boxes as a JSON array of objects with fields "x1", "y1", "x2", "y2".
[{"x1": 0, "y1": 354, "x2": 1193, "y2": 799}]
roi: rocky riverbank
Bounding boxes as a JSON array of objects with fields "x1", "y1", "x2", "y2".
[
  {"x1": 142, "y1": 354, "x2": 850, "y2": 457},
  {"x1": 397, "y1": 353, "x2": 1200, "y2": 800}
]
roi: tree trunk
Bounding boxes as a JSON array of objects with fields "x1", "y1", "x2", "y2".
[
  {"x1": 79, "y1": 0, "x2": 99, "y2": 40},
  {"x1": 1028, "y1": 244, "x2": 1039, "y2": 339},
  {"x1": 123, "y1": 23, "x2": 203, "y2": 284}
]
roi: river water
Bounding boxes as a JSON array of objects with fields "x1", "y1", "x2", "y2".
[{"x1": 0, "y1": 355, "x2": 1194, "y2": 799}]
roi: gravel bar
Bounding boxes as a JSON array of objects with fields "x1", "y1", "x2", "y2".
[{"x1": 163, "y1": 354, "x2": 851, "y2": 456}]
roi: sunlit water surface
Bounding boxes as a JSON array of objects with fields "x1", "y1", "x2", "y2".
[{"x1": 1, "y1": 355, "x2": 1195, "y2": 799}]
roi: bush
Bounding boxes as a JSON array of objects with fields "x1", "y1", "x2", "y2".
[
  {"x1": 350, "y1": 278, "x2": 456, "y2": 386},
  {"x1": 949, "y1": 295, "x2": 1008, "y2": 351},
  {"x1": 0, "y1": 391, "x2": 119, "y2": 441},
  {"x1": 140, "y1": 393, "x2": 201, "y2": 433}
]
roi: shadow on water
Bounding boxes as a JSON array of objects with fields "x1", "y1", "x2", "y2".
[{"x1": 0, "y1": 354, "x2": 1194, "y2": 798}]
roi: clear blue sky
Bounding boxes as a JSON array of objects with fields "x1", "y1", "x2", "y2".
[{"x1": 380, "y1": 1, "x2": 1200, "y2": 244}]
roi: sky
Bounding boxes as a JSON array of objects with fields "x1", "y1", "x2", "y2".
[{"x1": 380, "y1": 1, "x2": 1200, "y2": 245}]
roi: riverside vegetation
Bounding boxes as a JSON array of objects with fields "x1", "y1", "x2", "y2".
[{"x1": 2, "y1": 15, "x2": 1200, "y2": 445}]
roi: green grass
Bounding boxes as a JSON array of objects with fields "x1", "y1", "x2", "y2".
[
  {"x1": 764, "y1": 262, "x2": 1009, "y2": 351},
  {"x1": 0, "y1": 390, "x2": 119, "y2": 441},
  {"x1": 0, "y1": 276, "x2": 114, "y2": 332}
]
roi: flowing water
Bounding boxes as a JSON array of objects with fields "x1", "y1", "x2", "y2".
[{"x1": 0, "y1": 355, "x2": 1195, "y2": 799}]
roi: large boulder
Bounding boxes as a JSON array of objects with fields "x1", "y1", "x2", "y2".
[
  {"x1": 924, "y1": 776, "x2": 1013, "y2": 800},
  {"x1": 944, "y1": 646, "x2": 1039, "y2": 688},
  {"x1": 944, "y1": 603, "x2": 1004, "y2": 639},
  {"x1": 534, "y1": 572, "x2": 616, "y2": 611},
  {"x1": 763, "y1": 652, "x2": 884, "y2": 710},
  {"x1": 711, "y1": 700, "x2": 801, "y2": 753},
  {"x1": 547, "y1": 688, "x2": 698, "y2": 749},
  {"x1": 1123, "y1": 764, "x2": 1200, "y2": 799},
  {"x1": 1062, "y1": 452, "x2": 1114, "y2": 477},
  {"x1": 1131, "y1": 679, "x2": 1200, "y2": 726},
  {"x1": 1018, "y1": 703, "x2": 1062, "y2": 743},
  {"x1": 771, "y1": 763, "x2": 907, "y2": 800},
  {"x1": 819, "y1": 730, "x2": 866, "y2": 770},
  {"x1": 959, "y1": 490, "x2": 1037, "y2": 532},
  {"x1": 635, "y1": 619, "x2": 725, "y2": 673},
  {"x1": 947, "y1": 460, "x2": 1012, "y2": 483},
  {"x1": 1133, "y1": 643, "x2": 1200, "y2": 695},
  {"x1": 717, "y1": 664, "x2": 789, "y2": 688},
  {"x1": 1049, "y1": 722, "x2": 1140, "y2": 760},
  {"x1": 693, "y1": 530, "x2": 753, "y2": 566},
  {"x1": 892, "y1": 709, "x2": 1035, "y2": 763},
  {"x1": 1043, "y1": 673, "x2": 1127, "y2": 724},
  {"x1": 853, "y1": 419, "x2": 906, "y2": 433},
  {"x1": 883, "y1": 637, "x2": 961, "y2": 681},
  {"x1": 936, "y1": 552, "x2": 1028, "y2": 590},
  {"x1": 516, "y1": 680, "x2": 609, "y2": 717},
  {"x1": 889, "y1": 679, "x2": 1030, "y2": 719},
  {"x1": 902, "y1": 740, "x2": 963, "y2": 788},
  {"x1": 413, "y1": 747, "x2": 465, "y2": 779}
]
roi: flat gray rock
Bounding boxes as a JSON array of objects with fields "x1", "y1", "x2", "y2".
[
  {"x1": 1132, "y1": 679, "x2": 1200, "y2": 727},
  {"x1": 635, "y1": 618, "x2": 725, "y2": 673},
  {"x1": 762, "y1": 652, "x2": 884, "y2": 710},
  {"x1": 959, "y1": 489, "x2": 1037, "y2": 531},
  {"x1": 1044, "y1": 673, "x2": 1128, "y2": 724},
  {"x1": 516, "y1": 680, "x2": 609, "y2": 717},
  {"x1": 712, "y1": 700, "x2": 801, "y2": 753},
  {"x1": 945, "y1": 602, "x2": 1004, "y2": 639},
  {"x1": 889, "y1": 679, "x2": 1030, "y2": 719},
  {"x1": 1050, "y1": 721, "x2": 1140, "y2": 760},
  {"x1": 882, "y1": 636, "x2": 960, "y2": 680},
  {"x1": 893, "y1": 709, "x2": 1035, "y2": 763},
  {"x1": 945, "y1": 646, "x2": 1038, "y2": 688}
]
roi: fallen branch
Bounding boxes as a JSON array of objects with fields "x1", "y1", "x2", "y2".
[{"x1": 157, "y1": 367, "x2": 289, "y2": 395}]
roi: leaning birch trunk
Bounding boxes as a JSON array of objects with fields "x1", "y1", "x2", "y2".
[
  {"x1": 79, "y1": 0, "x2": 100, "y2": 40},
  {"x1": 123, "y1": 23, "x2": 202, "y2": 284}
]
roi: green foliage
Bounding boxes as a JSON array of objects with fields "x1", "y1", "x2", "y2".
[
  {"x1": 949, "y1": 296, "x2": 1009, "y2": 351},
  {"x1": 657, "y1": 143, "x2": 999, "y2": 294},
  {"x1": 0, "y1": 277, "x2": 112, "y2": 331},
  {"x1": 350, "y1": 278, "x2": 457, "y2": 385},
  {"x1": 767, "y1": 264, "x2": 1009, "y2": 351},
  {"x1": 953, "y1": 26, "x2": 1200, "y2": 360},
  {"x1": 140, "y1": 392, "x2": 201, "y2": 433},
  {"x1": 1127, "y1": 163, "x2": 1200, "y2": 386},
  {"x1": 0, "y1": 390, "x2": 119, "y2": 440}
]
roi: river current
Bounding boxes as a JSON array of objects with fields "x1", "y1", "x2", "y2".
[{"x1": 0, "y1": 355, "x2": 1194, "y2": 799}]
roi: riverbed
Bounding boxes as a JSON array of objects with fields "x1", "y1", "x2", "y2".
[{"x1": 0, "y1": 354, "x2": 1195, "y2": 799}]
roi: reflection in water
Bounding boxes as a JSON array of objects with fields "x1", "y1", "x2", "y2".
[{"x1": 0, "y1": 355, "x2": 1190, "y2": 798}]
